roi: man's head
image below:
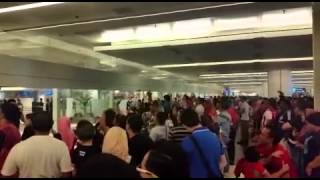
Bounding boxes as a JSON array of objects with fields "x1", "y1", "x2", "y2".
[
  {"x1": 259, "y1": 123, "x2": 281, "y2": 146},
  {"x1": 31, "y1": 112, "x2": 53, "y2": 134},
  {"x1": 305, "y1": 112, "x2": 320, "y2": 133},
  {"x1": 279, "y1": 99, "x2": 290, "y2": 112},
  {"x1": 100, "y1": 109, "x2": 115, "y2": 132},
  {"x1": 126, "y1": 114, "x2": 143, "y2": 135},
  {"x1": 240, "y1": 96, "x2": 247, "y2": 102},
  {"x1": 156, "y1": 112, "x2": 167, "y2": 126},
  {"x1": 76, "y1": 120, "x2": 95, "y2": 142},
  {"x1": 0, "y1": 102, "x2": 21, "y2": 128},
  {"x1": 164, "y1": 95, "x2": 171, "y2": 102},
  {"x1": 181, "y1": 109, "x2": 200, "y2": 129},
  {"x1": 294, "y1": 98, "x2": 307, "y2": 116},
  {"x1": 7, "y1": 99, "x2": 17, "y2": 104}
]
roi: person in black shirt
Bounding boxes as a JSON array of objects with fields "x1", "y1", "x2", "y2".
[
  {"x1": 72, "y1": 120, "x2": 100, "y2": 175},
  {"x1": 21, "y1": 113, "x2": 35, "y2": 141},
  {"x1": 126, "y1": 115, "x2": 153, "y2": 167}
]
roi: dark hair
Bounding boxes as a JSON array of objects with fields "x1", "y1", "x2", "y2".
[
  {"x1": 104, "y1": 109, "x2": 116, "y2": 128},
  {"x1": 181, "y1": 109, "x2": 199, "y2": 127},
  {"x1": 115, "y1": 114, "x2": 127, "y2": 130},
  {"x1": 76, "y1": 120, "x2": 95, "y2": 141},
  {"x1": 1, "y1": 102, "x2": 21, "y2": 128},
  {"x1": 145, "y1": 140, "x2": 188, "y2": 178},
  {"x1": 77, "y1": 154, "x2": 140, "y2": 178},
  {"x1": 220, "y1": 97, "x2": 230, "y2": 110},
  {"x1": 164, "y1": 95, "x2": 171, "y2": 102},
  {"x1": 156, "y1": 112, "x2": 167, "y2": 125},
  {"x1": 31, "y1": 112, "x2": 53, "y2": 133},
  {"x1": 127, "y1": 114, "x2": 143, "y2": 133},
  {"x1": 265, "y1": 122, "x2": 282, "y2": 145},
  {"x1": 200, "y1": 115, "x2": 220, "y2": 136},
  {"x1": 244, "y1": 146, "x2": 260, "y2": 162},
  {"x1": 7, "y1": 99, "x2": 16, "y2": 104}
]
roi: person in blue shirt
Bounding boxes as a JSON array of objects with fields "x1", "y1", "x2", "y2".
[{"x1": 180, "y1": 109, "x2": 226, "y2": 178}]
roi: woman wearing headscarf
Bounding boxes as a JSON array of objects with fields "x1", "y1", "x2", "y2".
[
  {"x1": 57, "y1": 117, "x2": 76, "y2": 152},
  {"x1": 102, "y1": 126, "x2": 129, "y2": 163}
]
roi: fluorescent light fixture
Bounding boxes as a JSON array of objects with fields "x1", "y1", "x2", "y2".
[
  {"x1": 291, "y1": 70, "x2": 314, "y2": 74},
  {"x1": 261, "y1": 8, "x2": 312, "y2": 28},
  {"x1": 153, "y1": 57, "x2": 312, "y2": 69},
  {"x1": 205, "y1": 78, "x2": 268, "y2": 83},
  {"x1": 172, "y1": 18, "x2": 212, "y2": 37},
  {"x1": 101, "y1": 28, "x2": 135, "y2": 42},
  {"x1": 200, "y1": 72, "x2": 267, "y2": 77},
  {"x1": 201, "y1": 75, "x2": 267, "y2": 79},
  {"x1": 114, "y1": 90, "x2": 120, "y2": 94},
  {"x1": 292, "y1": 77, "x2": 313, "y2": 81},
  {"x1": 214, "y1": 16, "x2": 259, "y2": 31},
  {"x1": 141, "y1": 70, "x2": 148, "y2": 73},
  {"x1": 0, "y1": 87, "x2": 28, "y2": 91},
  {"x1": 223, "y1": 82, "x2": 263, "y2": 86},
  {"x1": 0, "y1": 2, "x2": 65, "y2": 14},
  {"x1": 136, "y1": 23, "x2": 171, "y2": 40},
  {"x1": 292, "y1": 81, "x2": 313, "y2": 84}
]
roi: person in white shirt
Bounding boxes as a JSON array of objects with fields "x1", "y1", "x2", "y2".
[
  {"x1": 1, "y1": 112, "x2": 73, "y2": 178},
  {"x1": 237, "y1": 97, "x2": 251, "y2": 147},
  {"x1": 195, "y1": 98, "x2": 205, "y2": 118}
]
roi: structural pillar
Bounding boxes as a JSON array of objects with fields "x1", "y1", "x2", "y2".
[
  {"x1": 268, "y1": 69, "x2": 292, "y2": 97},
  {"x1": 52, "y1": 88, "x2": 58, "y2": 132},
  {"x1": 313, "y1": 3, "x2": 320, "y2": 111}
]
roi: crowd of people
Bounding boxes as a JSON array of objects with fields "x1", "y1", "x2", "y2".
[{"x1": 0, "y1": 92, "x2": 319, "y2": 178}]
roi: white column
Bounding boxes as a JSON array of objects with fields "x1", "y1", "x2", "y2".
[
  {"x1": 262, "y1": 82, "x2": 268, "y2": 97},
  {"x1": 268, "y1": 69, "x2": 292, "y2": 97},
  {"x1": 313, "y1": 3, "x2": 320, "y2": 111},
  {"x1": 52, "y1": 88, "x2": 58, "y2": 132}
]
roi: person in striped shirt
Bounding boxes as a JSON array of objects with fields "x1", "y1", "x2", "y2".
[{"x1": 168, "y1": 109, "x2": 192, "y2": 144}]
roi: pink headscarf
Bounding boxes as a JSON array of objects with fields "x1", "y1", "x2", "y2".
[{"x1": 57, "y1": 117, "x2": 75, "y2": 151}]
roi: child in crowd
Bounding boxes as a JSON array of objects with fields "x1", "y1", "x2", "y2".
[
  {"x1": 234, "y1": 146, "x2": 289, "y2": 178},
  {"x1": 72, "y1": 120, "x2": 101, "y2": 175}
]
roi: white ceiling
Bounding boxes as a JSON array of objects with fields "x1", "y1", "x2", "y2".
[{"x1": 0, "y1": 2, "x2": 314, "y2": 93}]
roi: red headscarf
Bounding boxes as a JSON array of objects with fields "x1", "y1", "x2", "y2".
[{"x1": 57, "y1": 117, "x2": 75, "y2": 151}]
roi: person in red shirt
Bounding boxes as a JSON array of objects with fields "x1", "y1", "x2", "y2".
[
  {"x1": 0, "y1": 103, "x2": 21, "y2": 170},
  {"x1": 235, "y1": 146, "x2": 289, "y2": 178},
  {"x1": 256, "y1": 124, "x2": 298, "y2": 178}
]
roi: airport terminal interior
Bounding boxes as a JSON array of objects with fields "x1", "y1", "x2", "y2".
[{"x1": 0, "y1": 1, "x2": 319, "y2": 178}]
